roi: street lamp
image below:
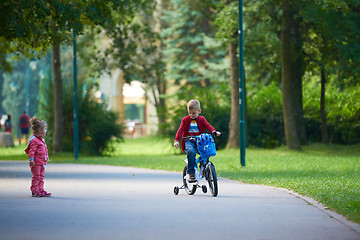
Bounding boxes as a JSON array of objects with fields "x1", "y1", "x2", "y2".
[
  {"x1": 73, "y1": 29, "x2": 79, "y2": 160},
  {"x1": 239, "y1": 0, "x2": 246, "y2": 167}
]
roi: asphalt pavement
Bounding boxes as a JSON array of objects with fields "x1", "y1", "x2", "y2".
[{"x1": 0, "y1": 161, "x2": 359, "y2": 240}]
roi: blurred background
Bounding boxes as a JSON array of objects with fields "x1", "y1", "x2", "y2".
[{"x1": 0, "y1": 0, "x2": 359, "y2": 155}]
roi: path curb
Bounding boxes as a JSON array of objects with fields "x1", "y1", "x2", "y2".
[
  {"x1": 220, "y1": 177, "x2": 360, "y2": 235},
  {"x1": 274, "y1": 186, "x2": 360, "y2": 235}
]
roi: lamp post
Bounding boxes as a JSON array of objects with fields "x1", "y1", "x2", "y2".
[
  {"x1": 73, "y1": 29, "x2": 79, "y2": 159},
  {"x1": 239, "y1": 0, "x2": 246, "y2": 167}
]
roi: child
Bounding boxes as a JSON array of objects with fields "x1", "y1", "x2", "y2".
[
  {"x1": 25, "y1": 117, "x2": 51, "y2": 197},
  {"x1": 174, "y1": 100, "x2": 220, "y2": 182}
]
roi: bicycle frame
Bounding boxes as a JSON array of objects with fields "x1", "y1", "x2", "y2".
[
  {"x1": 174, "y1": 133, "x2": 219, "y2": 196},
  {"x1": 184, "y1": 156, "x2": 212, "y2": 181}
]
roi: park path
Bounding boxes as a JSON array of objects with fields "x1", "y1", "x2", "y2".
[{"x1": 0, "y1": 161, "x2": 359, "y2": 240}]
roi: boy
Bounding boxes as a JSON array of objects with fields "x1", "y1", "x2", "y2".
[{"x1": 174, "y1": 100, "x2": 220, "y2": 182}]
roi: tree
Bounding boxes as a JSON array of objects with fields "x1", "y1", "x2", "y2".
[
  {"x1": 0, "y1": 0, "x2": 148, "y2": 152},
  {"x1": 281, "y1": 0, "x2": 307, "y2": 150},
  {"x1": 52, "y1": 43, "x2": 63, "y2": 152},
  {"x1": 214, "y1": 1, "x2": 240, "y2": 148},
  {"x1": 161, "y1": 0, "x2": 217, "y2": 86},
  {"x1": 302, "y1": 0, "x2": 360, "y2": 144},
  {"x1": 227, "y1": 31, "x2": 240, "y2": 148},
  {"x1": 161, "y1": 0, "x2": 234, "y2": 139},
  {"x1": 99, "y1": 0, "x2": 169, "y2": 133}
]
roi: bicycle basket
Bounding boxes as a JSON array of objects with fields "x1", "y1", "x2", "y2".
[{"x1": 196, "y1": 133, "x2": 216, "y2": 158}]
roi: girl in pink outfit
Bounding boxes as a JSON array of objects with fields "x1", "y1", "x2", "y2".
[{"x1": 25, "y1": 117, "x2": 51, "y2": 197}]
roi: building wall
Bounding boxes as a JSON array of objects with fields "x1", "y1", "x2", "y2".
[{"x1": 98, "y1": 69, "x2": 158, "y2": 136}]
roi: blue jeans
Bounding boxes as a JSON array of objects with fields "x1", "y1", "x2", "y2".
[{"x1": 185, "y1": 140, "x2": 202, "y2": 174}]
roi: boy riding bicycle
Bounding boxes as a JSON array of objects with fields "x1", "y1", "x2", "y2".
[{"x1": 174, "y1": 100, "x2": 221, "y2": 182}]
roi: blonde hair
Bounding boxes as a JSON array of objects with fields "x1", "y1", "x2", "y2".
[
  {"x1": 187, "y1": 99, "x2": 201, "y2": 111},
  {"x1": 30, "y1": 116, "x2": 47, "y2": 134}
]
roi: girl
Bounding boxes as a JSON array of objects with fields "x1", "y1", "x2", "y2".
[{"x1": 25, "y1": 116, "x2": 51, "y2": 197}]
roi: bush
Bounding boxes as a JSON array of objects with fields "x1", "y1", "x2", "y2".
[
  {"x1": 77, "y1": 94, "x2": 124, "y2": 155},
  {"x1": 246, "y1": 82, "x2": 284, "y2": 148},
  {"x1": 303, "y1": 78, "x2": 360, "y2": 145}
]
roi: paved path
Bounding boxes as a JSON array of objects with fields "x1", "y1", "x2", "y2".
[{"x1": 0, "y1": 161, "x2": 359, "y2": 240}]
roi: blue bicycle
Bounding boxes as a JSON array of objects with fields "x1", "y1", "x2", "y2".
[{"x1": 174, "y1": 133, "x2": 220, "y2": 197}]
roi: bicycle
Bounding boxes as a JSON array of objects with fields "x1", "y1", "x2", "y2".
[{"x1": 173, "y1": 133, "x2": 220, "y2": 197}]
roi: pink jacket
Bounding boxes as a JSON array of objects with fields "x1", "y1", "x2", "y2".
[
  {"x1": 25, "y1": 135, "x2": 49, "y2": 165},
  {"x1": 175, "y1": 115, "x2": 216, "y2": 152}
]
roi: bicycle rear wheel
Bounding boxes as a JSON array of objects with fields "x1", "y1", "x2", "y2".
[
  {"x1": 183, "y1": 165, "x2": 196, "y2": 195},
  {"x1": 206, "y1": 162, "x2": 218, "y2": 197}
]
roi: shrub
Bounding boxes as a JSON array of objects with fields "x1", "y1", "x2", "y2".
[
  {"x1": 246, "y1": 82, "x2": 284, "y2": 148},
  {"x1": 303, "y1": 78, "x2": 360, "y2": 144}
]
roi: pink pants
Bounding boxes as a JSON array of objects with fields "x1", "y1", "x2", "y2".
[{"x1": 30, "y1": 165, "x2": 46, "y2": 193}]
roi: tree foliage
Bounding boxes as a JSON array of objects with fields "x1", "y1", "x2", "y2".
[
  {"x1": 0, "y1": 1, "x2": 148, "y2": 55},
  {"x1": 97, "y1": 1, "x2": 170, "y2": 132},
  {"x1": 161, "y1": 0, "x2": 219, "y2": 85},
  {"x1": 162, "y1": 0, "x2": 359, "y2": 147},
  {"x1": 1, "y1": 0, "x2": 359, "y2": 151}
]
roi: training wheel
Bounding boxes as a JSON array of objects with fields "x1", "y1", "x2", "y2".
[
  {"x1": 174, "y1": 186, "x2": 179, "y2": 195},
  {"x1": 202, "y1": 185, "x2": 207, "y2": 193}
]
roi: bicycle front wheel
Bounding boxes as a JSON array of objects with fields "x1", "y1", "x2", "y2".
[
  {"x1": 206, "y1": 162, "x2": 218, "y2": 197},
  {"x1": 183, "y1": 165, "x2": 196, "y2": 195}
]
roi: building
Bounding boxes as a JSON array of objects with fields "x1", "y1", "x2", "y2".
[{"x1": 97, "y1": 69, "x2": 158, "y2": 137}]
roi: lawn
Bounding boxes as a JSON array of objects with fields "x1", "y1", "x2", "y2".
[{"x1": 1, "y1": 137, "x2": 359, "y2": 223}]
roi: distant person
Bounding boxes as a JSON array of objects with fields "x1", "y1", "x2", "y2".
[
  {"x1": 5, "y1": 114, "x2": 12, "y2": 133},
  {"x1": 19, "y1": 111, "x2": 30, "y2": 144},
  {"x1": 25, "y1": 116, "x2": 51, "y2": 197}
]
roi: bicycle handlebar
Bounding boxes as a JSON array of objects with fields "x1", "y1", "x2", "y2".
[
  {"x1": 182, "y1": 132, "x2": 222, "y2": 141},
  {"x1": 182, "y1": 136, "x2": 196, "y2": 141}
]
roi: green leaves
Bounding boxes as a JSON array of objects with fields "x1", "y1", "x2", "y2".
[
  {"x1": 0, "y1": 0, "x2": 150, "y2": 59},
  {"x1": 214, "y1": 1, "x2": 238, "y2": 41}
]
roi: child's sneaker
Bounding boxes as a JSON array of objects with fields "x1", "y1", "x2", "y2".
[
  {"x1": 32, "y1": 191, "x2": 43, "y2": 197},
  {"x1": 189, "y1": 173, "x2": 196, "y2": 183},
  {"x1": 41, "y1": 191, "x2": 51, "y2": 197}
]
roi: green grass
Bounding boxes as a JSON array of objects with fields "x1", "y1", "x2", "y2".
[
  {"x1": 216, "y1": 146, "x2": 360, "y2": 224},
  {"x1": 0, "y1": 144, "x2": 27, "y2": 160},
  {"x1": 1, "y1": 138, "x2": 359, "y2": 223}
]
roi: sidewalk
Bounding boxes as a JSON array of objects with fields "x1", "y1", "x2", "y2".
[{"x1": 0, "y1": 161, "x2": 359, "y2": 240}]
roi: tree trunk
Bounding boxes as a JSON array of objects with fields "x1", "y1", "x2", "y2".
[
  {"x1": 281, "y1": 0, "x2": 305, "y2": 150},
  {"x1": 320, "y1": 66, "x2": 329, "y2": 144},
  {"x1": 227, "y1": 32, "x2": 240, "y2": 148},
  {"x1": 52, "y1": 44, "x2": 63, "y2": 152},
  {"x1": 155, "y1": 72, "x2": 167, "y2": 135},
  {"x1": 154, "y1": 0, "x2": 167, "y2": 135},
  {"x1": 294, "y1": 67, "x2": 307, "y2": 145}
]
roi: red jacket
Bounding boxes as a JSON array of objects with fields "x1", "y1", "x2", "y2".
[
  {"x1": 175, "y1": 115, "x2": 216, "y2": 152},
  {"x1": 25, "y1": 135, "x2": 49, "y2": 165}
]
